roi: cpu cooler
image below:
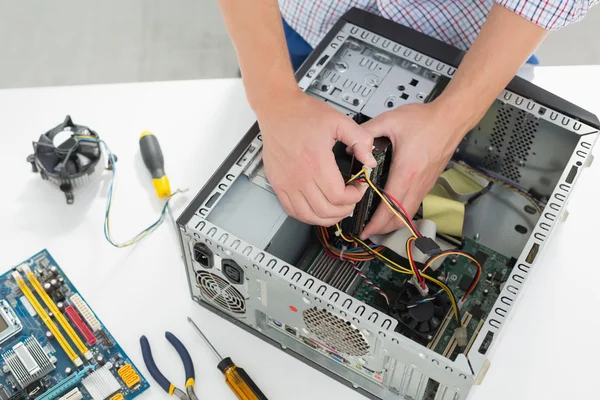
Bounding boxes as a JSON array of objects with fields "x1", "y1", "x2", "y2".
[{"x1": 26, "y1": 116, "x2": 114, "y2": 204}]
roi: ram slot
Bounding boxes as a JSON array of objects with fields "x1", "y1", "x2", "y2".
[
  {"x1": 22, "y1": 266, "x2": 92, "y2": 360},
  {"x1": 11, "y1": 271, "x2": 82, "y2": 367}
]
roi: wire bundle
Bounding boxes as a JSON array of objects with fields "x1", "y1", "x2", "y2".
[
  {"x1": 75, "y1": 136, "x2": 183, "y2": 248},
  {"x1": 319, "y1": 167, "x2": 484, "y2": 325}
]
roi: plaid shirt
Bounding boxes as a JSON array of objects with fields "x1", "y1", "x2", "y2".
[{"x1": 279, "y1": 0, "x2": 598, "y2": 51}]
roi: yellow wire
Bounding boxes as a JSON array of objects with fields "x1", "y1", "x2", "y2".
[
  {"x1": 346, "y1": 168, "x2": 418, "y2": 237},
  {"x1": 335, "y1": 223, "x2": 354, "y2": 243},
  {"x1": 354, "y1": 237, "x2": 460, "y2": 323},
  {"x1": 422, "y1": 251, "x2": 482, "y2": 273}
]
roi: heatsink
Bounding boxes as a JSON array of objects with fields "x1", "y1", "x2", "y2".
[
  {"x1": 82, "y1": 362, "x2": 121, "y2": 400},
  {"x1": 2, "y1": 336, "x2": 55, "y2": 388}
]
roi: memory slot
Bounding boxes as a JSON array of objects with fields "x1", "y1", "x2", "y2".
[
  {"x1": 12, "y1": 271, "x2": 82, "y2": 366},
  {"x1": 22, "y1": 265, "x2": 92, "y2": 360}
]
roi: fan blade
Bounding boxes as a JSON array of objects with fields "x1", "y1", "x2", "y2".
[
  {"x1": 65, "y1": 159, "x2": 78, "y2": 175},
  {"x1": 38, "y1": 134, "x2": 53, "y2": 146},
  {"x1": 76, "y1": 153, "x2": 92, "y2": 169},
  {"x1": 417, "y1": 322, "x2": 429, "y2": 333},
  {"x1": 37, "y1": 152, "x2": 61, "y2": 172},
  {"x1": 77, "y1": 141, "x2": 100, "y2": 155},
  {"x1": 430, "y1": 317, "x2": 441, "y2": 330}
]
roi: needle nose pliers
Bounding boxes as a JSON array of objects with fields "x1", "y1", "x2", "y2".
[{"x1": 140, "y1": 332, "x2": 199, "y2": 400}]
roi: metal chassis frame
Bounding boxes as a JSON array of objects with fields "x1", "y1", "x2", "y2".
[{"x1": 177, "y1": 8, "x2": 599, "y2": 400}]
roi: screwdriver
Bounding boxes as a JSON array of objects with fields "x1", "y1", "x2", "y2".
[
  {"x1": 139, "y1": 131, "x2": 172, "y2": 199},
  {"x1": 187, "y1": 317, "x2": 269, "y2": 400},
  {"x1": 139, "y1": 131, "x2": 176, "y2": 226}
]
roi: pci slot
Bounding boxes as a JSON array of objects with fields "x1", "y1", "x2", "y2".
[
  {"x1": 38, "y1": 365, "x2": 95, "y2": 400},
  {"x1": 22, "y1": 265, "x2": 92, "y2": 360},
  {"x1": 65, "y1": 306, "x2": 96, "y2": 346},
  {"x1": 12, "y1": 271, "x2": 82, "y2": 366}
]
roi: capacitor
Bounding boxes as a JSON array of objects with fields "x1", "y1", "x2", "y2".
[
  {"x1": 58, "y1": 277, "x2": 65, "y2": 285},
  {"x1": 46, "y1": 331, "x2": 54, "y2": 341},
  {"x1": 48, "y1": 311, "x2": 54, "y2": 318},
  {"x1": 50, "y1": 279, "x2": 59, "y2": 288},
  {"x1": 57, "y1": 302, "x2": 64, "y2": 311},
  {"x1": 486, "y1": 273, "x2": 493, "y2": 281},
  {"x1": 65, "y1": 367, "x2": 73, "y2": 376},
  {"x1": 450, "y1": 257, "x2": 457, "y2": 265},
  {"x1": 50, "y1": 266, "x2": 58, "y2": 276},
  {"x1": 44, "y1": 282, "x2": 52, "y2": 292},
  {"x1": 483, "y1": 289, "x2": 489, "y2": 296},
  {"x1": 96, "y1": 355, "x2": 105, "y2": 366}
]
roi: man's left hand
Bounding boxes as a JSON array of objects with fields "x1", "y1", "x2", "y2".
[{"x1": 360, "y1": 102, "x2": 469, "y2": 239}]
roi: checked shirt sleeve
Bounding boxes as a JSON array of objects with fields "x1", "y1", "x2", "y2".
[{"x1": 495, "y1": 0, "x2": 599, "y2": 30}]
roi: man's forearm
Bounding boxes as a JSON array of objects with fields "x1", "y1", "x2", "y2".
[
  {"x1": 434, "y1": 4, "x2": 548, "y2": 135},
  {"x1": 217, "y1": 0, "x2": 298, "y2": 114}
]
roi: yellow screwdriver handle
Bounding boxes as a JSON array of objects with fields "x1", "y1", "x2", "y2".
[
  {"x1": 217, "y1": 357, "x2": 268, "y2": 400},
  {"x1": 139, "y1": 131, "x2": 171, "y2": 199}
]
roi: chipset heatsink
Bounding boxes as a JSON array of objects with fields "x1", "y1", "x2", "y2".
[
  {"x1": 1, "y1": 336, "x2": 55, "y2": 389},
  {"x1": 82, "y1": 362, "x2": 121, "y2": 400}
]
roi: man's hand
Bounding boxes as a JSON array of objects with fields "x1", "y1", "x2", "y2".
[
  {"x1": 360, "y1": 102, "x2": 467, "y2": 239},
  {"x1": 256, "y1": 89, "x2": 377, "y2": 226}
]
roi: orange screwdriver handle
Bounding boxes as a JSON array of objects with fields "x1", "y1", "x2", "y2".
[{"x1": 218, "y1": 358, "x2": 268, "y2": 400}]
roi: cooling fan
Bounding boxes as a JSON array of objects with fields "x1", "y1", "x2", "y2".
[
  {"x1": 196, "y1": 270, "x2": 246, "y2": 315},
  {"x1": 389, "y1": 282, "x2": 451, "y2": 345},
  {"x1": 26, "y1": 116, "x2": 114, "y2": 204}
]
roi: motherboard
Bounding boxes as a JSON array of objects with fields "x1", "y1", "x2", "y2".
[{"x1": 0, "y1": 250, "x2": 149, "y2": 400}]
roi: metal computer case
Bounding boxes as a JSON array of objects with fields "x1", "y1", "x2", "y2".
[{"x1": 176, "y1": 9, "x2": 599, "y2": 400}]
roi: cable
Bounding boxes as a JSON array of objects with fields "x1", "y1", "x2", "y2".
[
  {"x1": 353, "y1": 237, "x2": 461, "y2": 325},
  {"x1": 423, "y1": 251, "x2": 482, "y2": 302},
  {"x1": 335, "y1": 223, "x2": 355, "y2": 243},
  {"x1": 406, "y1": 237, "x2": 425, "y2": 289},
  {"x1": 349, "y1": 262, "x2": 390, "y2": 306},
  {"x1": 346, "y1": 168, "x2": 420, "y2": 237},
  {"x1": 75, "y1": 136, "x2": 184, "y2": 248},
  {"x1": 456, "y1": 161, "x2": 544, "y2": 213}
]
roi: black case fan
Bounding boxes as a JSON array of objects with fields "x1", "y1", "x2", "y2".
[{"x1": 26, "y1": 116, "x2": 115, "y2": 204}]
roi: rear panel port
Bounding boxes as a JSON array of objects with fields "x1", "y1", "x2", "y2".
[
  {"x1": 285, "y1": 325, "x2": 297, "y2": 336},
  {"x1": 222, "y1": 259, "x2": 244, "y2": 284},
  {"x1": 193, "y1": 243, "x2": 213, "y2": 268},
  {"x1": 301, "y1": 336, "x2": 319, "y2": 350}
]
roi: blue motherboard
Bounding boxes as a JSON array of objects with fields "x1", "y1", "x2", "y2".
[{"x1": 0, "y1": 250, "x2": 149, "y2": 400}]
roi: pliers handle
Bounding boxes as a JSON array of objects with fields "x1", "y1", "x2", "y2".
[{"x1": 140, "y1": 332, "x2": 198, "y2": 400}]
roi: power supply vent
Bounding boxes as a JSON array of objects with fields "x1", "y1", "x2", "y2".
[
  {"x1": 302, "y1": 308, "x2": 369, "y2": 357},
  {"x1": 196, "y1": 271, "x2": 246, "y2": 315}
]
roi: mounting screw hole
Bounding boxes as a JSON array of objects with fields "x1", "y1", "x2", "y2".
[
  {"x1": 524, "y1": 205, "x2": 537, "y2": 215},
  {"x1": 515, "y1": 225, "x2": 528, "y2": 234},
  {"x1": 397, "y1": 85, "x2": 405, "y2": 91}
]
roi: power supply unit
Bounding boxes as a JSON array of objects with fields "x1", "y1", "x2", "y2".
[{"x1": 176, "y1": 8, "x2": 599, "y2": 400}]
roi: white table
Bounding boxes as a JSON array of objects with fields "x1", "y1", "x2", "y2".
[{"x1": 1, "y1": 66, "x2": 599, "y2": 400}]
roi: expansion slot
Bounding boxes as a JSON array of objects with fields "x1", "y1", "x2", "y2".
[
  {"x1": 11, "y1": 272, "x2": 82, "y2": 367},
  {"x1": 38, "y1": 365, "x2": 95, "y2": 400},
  {"x1": 22, "y1": 265, "x2": 92, "y2": 360},
  {"x1": 65, "y1": 306, "x2": 96, "y2": 346},
  {"x1": 427, "y1": 310, "x2": 453, "y2": 350},
  {"x1": 443, "y1": 313, "x2": 473, "y2": 358},
  {"x1": 464, "y1": 319, "x2": 485, "y2": 355}
]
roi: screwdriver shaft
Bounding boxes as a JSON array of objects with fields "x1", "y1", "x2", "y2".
[{"x1": 187, "y1": 317, "x2": 223, "y2": 361}]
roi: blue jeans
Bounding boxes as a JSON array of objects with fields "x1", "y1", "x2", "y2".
[{"x1": 281, "y1": 17, "x2": 539, "y2": 70}]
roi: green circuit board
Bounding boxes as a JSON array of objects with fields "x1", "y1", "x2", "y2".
[{"x1": 352, "y1": 238, "x2": 513, "y2": 360}]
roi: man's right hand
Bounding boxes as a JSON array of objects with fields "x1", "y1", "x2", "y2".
[{"x1": 255, "y1": 89, "x2": 377, "y2": 226}]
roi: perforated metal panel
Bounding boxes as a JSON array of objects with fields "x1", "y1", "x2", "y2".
[
  {"x1": 196, "y1": 271, "x2": 246, "y2": 315},
  {"x1": 303, "y1": 308, "x2": 369, "y2": 357},
  {"x1": 480, "y1": 105, "x2": 541, "y2": 184}
]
